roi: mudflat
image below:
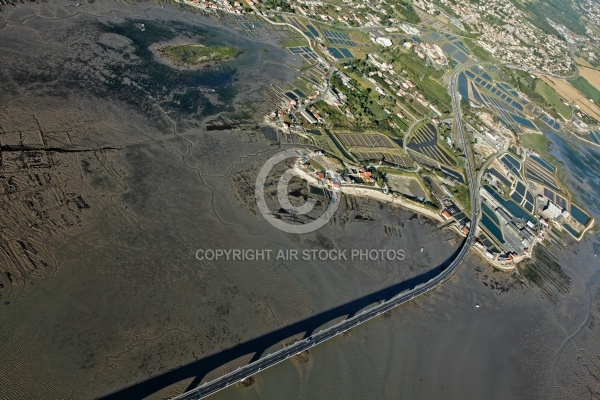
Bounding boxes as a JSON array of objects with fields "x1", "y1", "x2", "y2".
[{"x1": 0, "y1": 2, "x2": 462, "y2": 399}]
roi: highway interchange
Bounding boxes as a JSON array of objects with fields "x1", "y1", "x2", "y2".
[{"x1": 171, "y1": 62, "x2": 482, "y2": 400}]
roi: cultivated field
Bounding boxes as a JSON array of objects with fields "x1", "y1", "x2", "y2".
[
  {"x1": 579, "y1": 66, "x2": 600, "y2": 91},
  {"x1": 534, "y1": 79, "x2": 572, "y2": 119},
  {"x1": 539, "y1": 75, "x2": 600, "y2": 121}
]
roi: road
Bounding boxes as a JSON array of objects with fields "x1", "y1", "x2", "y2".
[
  {"x1": 341, "y1": 186, "x2": 443, "y2": 222},
  {"x1": 449, "y1": 61, "x2": 482, "y2": 221},
  {"x1": 170, "y1": 64, "x2": 482, "y2": 400}
]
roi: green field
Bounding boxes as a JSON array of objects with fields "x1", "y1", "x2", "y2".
[
  {"x1": 535, "y1": 79, "x2": 572, "y2": 119},
  {"x1": 159, "y1": 43, "x2": 240, "y2": 66},
  {"x1": 571, "y1": 76, "x2": 600, "y2": 103},
  {"x1": 463, "y1": 38, "x2": 496, "y2": 63},
  {"x1": 327, "y1": 72, "x2": 400, "y2": 130},
  {"x1": 279, "y1": 37, "x2": 309, "y2": 48},
  {"x1": 451, "y1": 183, "x2": 471, "y2": 215},
  {"x1": 520, "y1": 133, "x2": 553, "y2": 158}
]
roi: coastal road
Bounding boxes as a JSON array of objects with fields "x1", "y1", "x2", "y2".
[{"x1": 170, "y1": 62, "x2": 482, "y2": 400}]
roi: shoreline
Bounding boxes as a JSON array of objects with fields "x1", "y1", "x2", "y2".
[{"x1": 290, "y1": 161, "x2": 444, "y2": 222}]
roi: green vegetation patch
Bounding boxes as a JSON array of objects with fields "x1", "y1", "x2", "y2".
[
  {"x1": 571, "y1": 76, "x2": 600, "y2": 104},
  {"x1": 159, "y1": 43, "x2": 241, "y2": 66},
  {"x1": 520, "y1": 134, "x2": 553, "y2": 160},
  {"x1": 395, "y1": 0, "x2": 421, "y2": 24},
  {"x1": 450, "y1": 183, "x2": 471, "y2": 214},
  {"x1": 534, "y1": 79, "x2": 572, "y2": 119},
  {"x1": 463, "y1": 38, "x2": 496, "y2": 62},
  {"x1": 523, "y1": 0, "x2": 586, "y2": 36},
  {"x1": 503, "y1": 68, "x2": 565, "y2": 121},
  {"x1": 328, "y1": 73, "x2": 399, "y2": 131},
  {"x1": 280, "y1": 37, "x2": 308, "y2": 48},
  {"x1": 385, "y1": 50, "x2": 451, "y2": 113}
]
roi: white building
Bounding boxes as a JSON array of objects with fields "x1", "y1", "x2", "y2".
[
  {"x1": 399, "y1": 24, "x2": 419, "y2": 35},
  {"x1": 376, "y1": 37, "x2": 393, "y2": 47},
  {"x1": 541, "y1": 200, "x2": 562, "y2": 220}
]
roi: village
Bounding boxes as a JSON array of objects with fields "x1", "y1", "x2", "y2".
[{"x1": 178, "y1": 0, "x2": 596, "y2": 270}]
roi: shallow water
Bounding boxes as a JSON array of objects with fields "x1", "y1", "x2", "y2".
[{"x1": 546, "y1": 131, "x2": 600, "y2": 217}]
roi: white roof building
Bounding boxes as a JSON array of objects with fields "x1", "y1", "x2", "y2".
[
  {"x1": 541, "y1": 200, "x2": 562, "y2": 220},
  {"x1": 376, "y1": 37, "x2": 393, "y2": 47}
]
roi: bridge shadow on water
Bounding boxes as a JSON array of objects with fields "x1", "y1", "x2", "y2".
[{"x1": 100, "y1": 242, "x2": 463, "y2": 400}]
